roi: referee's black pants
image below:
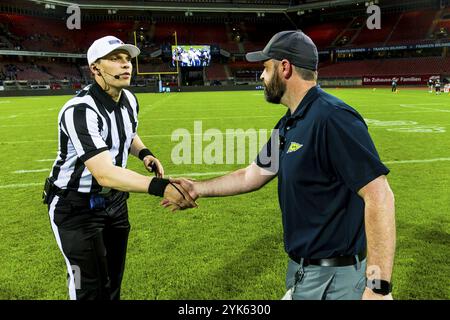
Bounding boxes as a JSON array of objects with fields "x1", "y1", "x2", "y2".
[{"x1": 47, "y1": 190, "x2": 130, "y2": 300}]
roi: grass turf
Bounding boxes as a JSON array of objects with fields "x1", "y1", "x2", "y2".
[{"x1": 0, "y1": 88, "x2": 448, "y2": 299}]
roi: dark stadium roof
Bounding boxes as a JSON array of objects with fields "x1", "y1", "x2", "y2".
[
  {"x1": 19, "y1": 0, "x2": 441, "y2": 13},
  {"x1": 0, "y1": 0, "x2": 444, "y2": 24}
]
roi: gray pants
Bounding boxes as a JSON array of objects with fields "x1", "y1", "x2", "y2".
[{"x1": 285, "y1": 257, "x2": 367, "y2": 300}]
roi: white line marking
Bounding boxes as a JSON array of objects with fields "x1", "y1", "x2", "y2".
[
  {"x1": 5, "y1": 158, "x2": 450, "y2": 189},
  {"x1": 386, "y1": 126, "x2": 445, "y2": 133},
  {"x1": 0, "y1": 182, "x2": 43, "y2": 189},
  {"x1": 153, "y1": 115, "x2": 276, "y2": 121},
  {"x1": 4, "y1": 130, "x2": 273, "y2": 143},
  {"x1": 2, "y1": 140, "x2": 57, "y2": 144},
  {"x1": 0, "y1": 115, "x2": 278, "y2": 128},
  {"x1": 167, "y1": 171, "x2": 230, "y2": 177},
  {"x1": 140, "y1": 131, "x2": 271, "y2": 138},
  {"x1": 0, "y1": 114, "x2": 18, "y2": 120},
  {"x1": 398, "y1": 103, "x2": 445, "y2": 105},
  {"x1": 0, "y1": 123, "x2": 53, "y2": 128},
  {"x1": 384, "y1": 158, "x2": 450, "y2": 164},
  {"x1": 363, "y1": 110, "x2": 449, "y2": 115},
  {"x1": 35, "y1": 159, "x2": 56, "y2": 162},
  {"x1": 0, "y1": 171, "x2": 230, "y2": 189},
  {"x1": 13, "y1": 169, "x2": 49, "y2": 173},
  {"x1": 399, "y1": 104, "x2": 450, "y2": 113}
]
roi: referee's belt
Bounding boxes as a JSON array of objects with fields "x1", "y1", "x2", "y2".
[
  {"x1": 289, "y1": 250, "x2": 367, "y2": 267},
  {"x1": 53, "y1": 186, "x2": 118, "y2": 202}
]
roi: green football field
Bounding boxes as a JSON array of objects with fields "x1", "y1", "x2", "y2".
[{"x1": 0, "y1": 88, "x2": 449, "y2": 300}]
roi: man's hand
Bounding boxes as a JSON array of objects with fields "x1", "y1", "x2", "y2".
[
  {"x1": 362, "y1": 288, "x2": 393, "y2": 300},
  {"x1": 143, "y1": 155, "x2": 164, "y2": 178},
  {"x1": 161, "y1": 182, "x2": 198, "y2": 212},
  {"x1": 168, "y1": 177, "x2": 199, "y2": 200}
]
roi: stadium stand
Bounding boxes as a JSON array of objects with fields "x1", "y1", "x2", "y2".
[
  {"x1": 205, "y1": 63, "x2": 228, "y2": 81},
  {"x1": 0, "y1": 13, "x2": 133, "y2": 53},
  {"x1": 0, "y1": 0, "x2": 449, "y2": 89},
  {"x1": 302, "y1": 19, "x2": 352, "y2": 48},
  {"x1": 387, "y1": 10, "x2": 437, "y2": 44},
  {"x1": 319, "y1": 57, "x2": 450, "y2": 78},
  {"x1": 352, "y1": 13, "x2": 399, "y2": 46}
]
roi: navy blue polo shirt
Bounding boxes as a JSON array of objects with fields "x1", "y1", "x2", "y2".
[{"x1": 256, "y1": 86, "x2": 389, "y2": 259}]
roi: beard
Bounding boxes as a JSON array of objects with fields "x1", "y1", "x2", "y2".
[{"x1": 264, "y1": 70, "x2": 286, "y2": 104}]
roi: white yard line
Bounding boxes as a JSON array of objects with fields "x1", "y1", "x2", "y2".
[
  {"x1": 13, "y1": 169, "x2": 50, "y2": 174},
  {"x1": 363, "y1": 110, "x2": 450, "y2": 115},
  {"x1": 6, "y1": 131, "x2": 272, "y2": 144},
  {"x1": 0, "y1": 182, "x2": 43, "y2": 189},
  {"x1": 0, "y1": 171, "x2": 230, "y2": 189},
  {"x1": 3, "y1": 158, "x2": 450, "y2": 190},
  {"x1": 399, "y1": 104, "x2": 450, "y2": 113},
  {"x1": 2, "y1": 140, "x2": 57, "y2": 144},
  {"x1": 0, "y1": 123, "x2": 53, "y2": 128},
  {"x1": 140, "y1": 131, "x2": 271, "y2": 138},
  {"x1": 166, "y1": 171, "x2": 230, "y2": 177},
  {"x1": 150, "y1": 115, "x2": 277, "y2": 121},
  {"x1": 0, "y1": 115, "x2": 277, "y2": 128},
  {"x1": 384, "y1": 158, "x2": 450, "y2": 164}
]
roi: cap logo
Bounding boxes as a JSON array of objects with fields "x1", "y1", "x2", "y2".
[{"x1": 108, "y1": 39, "x2": 123, "y2": 45}]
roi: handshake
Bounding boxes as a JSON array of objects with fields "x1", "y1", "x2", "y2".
[
  {"x1": 161, "y1": 178, "x2": 199, "y2": 211},
  {"x1": 143, "y1": 155, "x2": 198, "y2": 211}
]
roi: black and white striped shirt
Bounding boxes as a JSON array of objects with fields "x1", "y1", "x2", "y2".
[{"x1": 49, "y1": 82, "x2": 139, "y2": 193}]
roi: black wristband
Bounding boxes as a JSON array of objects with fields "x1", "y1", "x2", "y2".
[
  {"x1": 139, "y1": 148, "x2": 154, "y2": 161},
  {"x1": 148, "y1": 178, "x2": 170, "y2": 197}
]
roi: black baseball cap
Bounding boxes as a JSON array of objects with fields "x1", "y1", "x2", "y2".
[{"x1": 245, "y1": 30, "x2": 318, "y2": 71}]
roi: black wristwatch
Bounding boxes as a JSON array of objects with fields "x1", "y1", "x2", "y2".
[{"x1": 366, "y1": 279, "x2": 392, "y2": 295}]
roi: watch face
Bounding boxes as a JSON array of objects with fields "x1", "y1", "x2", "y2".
[{"x1": 367, "y1": 279, "x2": 392, "y2": 295}]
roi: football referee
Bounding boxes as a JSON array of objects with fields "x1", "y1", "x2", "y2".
[{"x1": 44, "y1": 36, "x2": 196, "y2": 300}]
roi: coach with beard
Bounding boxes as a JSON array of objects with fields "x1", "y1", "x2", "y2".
[{"x1": 167, "y1": 31, "x2": 396, "y2": 300}]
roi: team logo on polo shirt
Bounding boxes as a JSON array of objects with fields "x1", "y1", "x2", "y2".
[{"x1": 287, "y1": 142, "x2": 303, "y2": 154}]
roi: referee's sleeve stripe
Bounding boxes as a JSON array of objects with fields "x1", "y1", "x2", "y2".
[
  {"x1": 85, "y1": 108, "x2": 107, "y2": 149},
  {"x1": 79, "y1": 147, "x2": 109, "y2": 163},
  {"x1": 65, "y1": 104, "x2": 108, "y2": 161},
  {"x1": 64, "y1": 108, "x2": 85, "y2": 157},
  {"x1": 129, "y1": 90, "x2": 139, "y2": 115}
]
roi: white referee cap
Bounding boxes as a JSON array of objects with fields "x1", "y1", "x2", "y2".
[{"x1": 87, "y1": 35, "x2": 140, "y2": 65}]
